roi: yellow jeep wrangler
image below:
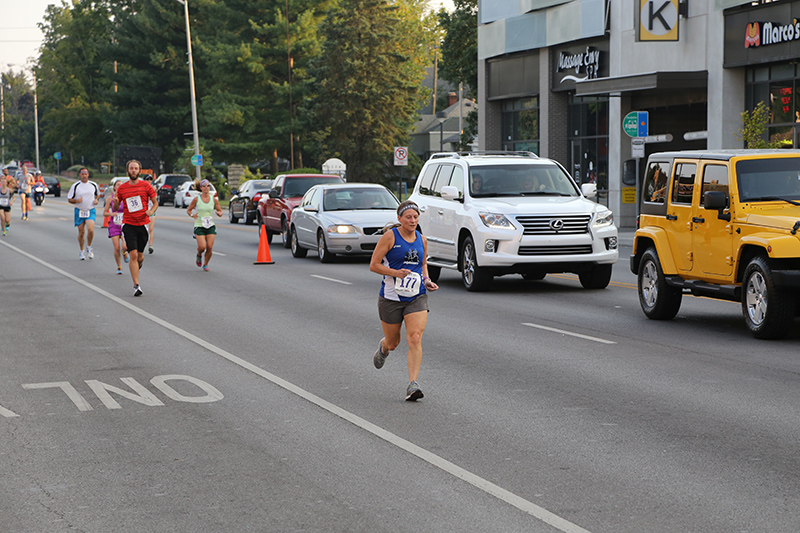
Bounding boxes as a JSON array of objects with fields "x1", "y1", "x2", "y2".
[{"x1": 630, "y1": 150, "x2": 800, "y2": 339}]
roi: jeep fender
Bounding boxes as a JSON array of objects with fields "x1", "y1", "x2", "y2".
[
  {"x1": 739, "y1": 233, "x2": 800, "y2": 259},
  {"x1": 631, "y1": 227, "x2": 679, "y2": 275}
]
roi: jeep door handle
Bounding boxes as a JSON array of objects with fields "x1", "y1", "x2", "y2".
[
  {"x1": 692, "y1": 217, "x2": 705, "y2": 223},
  {"x1": 438, "y1": 210, "x2": 444, "y2": 215},
  {"x1": 419, "y1": 206, "x2": 427, "y2": 212},
  {"x1": 666, "y1": 214, "x2": 678, "y2": 221}
]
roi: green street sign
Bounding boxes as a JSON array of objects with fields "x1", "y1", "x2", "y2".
[
  {"x1": 53, "y1": 152, "x2": 61, "y2": 160},
  {"x1": 191, "y1": 154, "x2": 203, "y2": 166},
  {"x1": 624, "y1": 111, "x2": 648, "y2": 138}
]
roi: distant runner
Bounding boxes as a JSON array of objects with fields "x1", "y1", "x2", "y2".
[
  {"x1": 187, "y1": 179, "x2": 223, "y2": 271},
  {"x1": 67, "y1": 168, "x2": 100, "y2": 260}
]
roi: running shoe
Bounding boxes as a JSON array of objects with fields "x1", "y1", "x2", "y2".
[
  {"x1": 87, "y1": 246, "x2": 94, "y2": 259},
  {"x1": 405, "y1": 381, "x2": 424, "y2": 402},
  {"x1": 203, "y1": 264, "x2": 209, "y2": 272},
  {"x1": 196, "y1": 254, "x2": 202, "y2": 267},
  {"x1": 2, "y1": 229, "x2": 5, "y2": 236},
  {"x1": 116, "y1": 268, "x2": 123, "y2": 275},
  {"x1": 79, "y1": 250, "x2": 86, "y2": 260},
  {"x1": 149, "y1": 246, "x2": 154, "y2": 254},
  {"x1": 123, "y1": 251, "x2": 129, "y2": 263},
  {"x1": 133, "y1": 285, "x2": 143, "y2": 297},
  {"x1": 5, "y1": 223, "x2": 8, "y2": 229},
  {"x1": 373, "y1": 341, "x2": 388, "y2": 369}
]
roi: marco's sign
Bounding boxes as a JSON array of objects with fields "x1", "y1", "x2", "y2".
[{"x1": 724, "y1": 4, "x2": 800, "y2": 67}]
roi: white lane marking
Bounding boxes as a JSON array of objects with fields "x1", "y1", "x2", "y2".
[
  {"x1": 2, "y1": 240, "x2": 591, "y2": 533},
  {"x1": 311, "y1": 274, "x2": 352, "y2": 285},
  {"x1": 522, "y1": 323, "x2": 616, "y2": 345}
]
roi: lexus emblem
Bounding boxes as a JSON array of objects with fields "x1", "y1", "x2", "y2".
[{"x1": 549, "y1": 219, "x2": 564, "y2": 231}]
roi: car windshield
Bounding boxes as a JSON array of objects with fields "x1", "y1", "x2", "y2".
[
  {"x1": 284, "y1": 177, "x2": 343, "y2": 198},
  {"x1": 323, "y1": 188, "x2": 399, "y2": 211},
  {"x1": 736, "y1": 158, "x2": 800, "y2": 202},
  {"x1": 165, "y1": 176, "x2": 190, "y2": 186},
  {"x1": 468, "y1": 164, "x2": 578, "y2": 197}
]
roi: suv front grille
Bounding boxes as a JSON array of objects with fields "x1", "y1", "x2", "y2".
[
  {"x1": 362, "y1": 227, "x2": 383, "y2": 236},
  {"x1": 518, "y1": 245, "x2": 593, "y2": 256},
  {"x1": 515, "y1": 215, "x2": 591, "y2": 235}
]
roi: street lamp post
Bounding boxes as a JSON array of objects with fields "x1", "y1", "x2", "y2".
[{"x1": 177, "y1": 0, "x2": 201, "y2": 182}]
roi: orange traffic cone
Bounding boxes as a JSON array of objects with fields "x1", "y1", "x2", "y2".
[
  {"x1": 102, "y1": 216, "x2": 110, "y2": 228},
  {"x1": 254, "y1": 225, "x2": 274, "y2": 264}
]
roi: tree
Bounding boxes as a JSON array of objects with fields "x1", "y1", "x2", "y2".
[
  {"x1": 105, "y1": 0, "x2": 195, "y2": 171},
  {"x1": 306, "y1": 0, "x2": 432, "y2": 182},
  {"x1": 437, "y1": 0, "x2": 477, "y2": 98},
  {"x1": 198, "y1": 0, "x2": 333, "y2": 168},
  {"x1": 0, "y1": 71, "x2": 37, "y2": 164},
  {"x1": 736, "y1": 101, "x2": 782, "y2": 149},
  {"x1": 36, "y1": 0, "x2": 114, "y2": 167}
]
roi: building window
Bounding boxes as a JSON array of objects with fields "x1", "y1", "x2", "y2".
[
  {"x1": 501, "y1": 97, "x2": 539, "y2": 153},
  {"x1": 568, "y1": 95, "x2": 609, "y2": 205},
  {"x1": 745, "y1": 64, "x2": 800, "y2": 148}
]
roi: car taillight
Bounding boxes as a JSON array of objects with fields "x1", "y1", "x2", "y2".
[
  {"x1": 162, "y1": 184, "x2": 172, "y2": 189},
  {"x1": 253, "y1": 193, "x2": 262, "y2": 202}
]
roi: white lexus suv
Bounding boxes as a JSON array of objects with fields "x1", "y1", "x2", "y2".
[{"x1": 408, "y1": 151, "x2": 618, "y2": 291}]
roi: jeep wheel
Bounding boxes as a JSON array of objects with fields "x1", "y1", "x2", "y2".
[
  {"x1": 638, "y1": 248, "x2": 682, "y2": 320},
  {"x1": 281, "y1": 219, "x2": 291, "y2": 249},
  {"x1": 579, "y1": 264, "x2": 612, "y2": 289},
  {"x1": 742, "y1": 256, "x2": 795, "y2": 339},
  {"x1": 460, "y1": 236, "x2": 492, "y2": 292},
  {"x1": 290, "y1": 225, "x2": 307, "y2": 258},
  {"x1": 427, "y1": 265, "x2": 441, "y2": 283}
]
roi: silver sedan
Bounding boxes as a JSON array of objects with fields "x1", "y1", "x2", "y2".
[{"x1": 290, "y1": 183, "x2": 400, "y2": 262}]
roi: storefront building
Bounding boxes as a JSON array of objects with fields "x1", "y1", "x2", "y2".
[{"x1": 477, "y1": 0, "x2": 779, "y2": 228}]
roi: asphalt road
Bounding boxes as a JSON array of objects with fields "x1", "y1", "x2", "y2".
[{"x1": 2, "y1": 196, "x2": 800, "y2": 532}]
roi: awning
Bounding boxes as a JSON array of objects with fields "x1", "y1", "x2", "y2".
[{"x1": 574, "y1": 71, "x2": 707, "y2": 96}]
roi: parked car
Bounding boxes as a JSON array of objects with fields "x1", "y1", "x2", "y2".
[
  {"x1": 100, "y1": 177, "x2": 130, "y2": 198},
  {"x1": 43, "y1": 176, "x2": 61, "y2": 197},
  {"x1": 257, "y1": 174, "x2": 345, "y2": 247},
  {"x1": 407, "y1": 151, "x2": 618, "y2": 291},
  {"x1": 174, "y1": 180, "x2": 217, "y2": 209},
  {"x1": 229, "y1": 179, "x2": 274, "y2": 225},
  {"x1": 290, "y1": 183, "x2": 400, "y2": 262},
  {"x1": 154, "y1": 174, "x2": 192, "y2": 205},
  {"x1": 631, "y1": 149, "x2": 800, "y2": 339}
]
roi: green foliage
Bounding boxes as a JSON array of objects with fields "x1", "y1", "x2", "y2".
[
  {"x1": 737, "y1": 101, "x2": 782, "y2": 149},
  {"x1": 306, "y1": 0, "x2": 432, "y2": 182},
  {"x1": 437, "y1": 0, "x2": 477, "y2": 98},
  {"x1": 37, "y1": 1, "x2": 113, "y2": 167},
  {"x1": 174, "y1": 141, "x2": 228, "y2": 198},
  {"x1": 1, "y1": 71, "x2": 37, "y2": 164}
]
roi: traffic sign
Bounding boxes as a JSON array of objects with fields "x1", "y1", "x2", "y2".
[
  {"x1": 393, "y1": 147, "x2": 408, "y2": 166},
  {"x1": 53, "y1": 152, "x2": 61, "y2": 160},
  {"x1": 632, "y1": 138, "x2": 645, "y2": 159},
  {"x1": 623, "y1": 111, "x2": 649, "y2": 138},
  {"x1": 191, "y1": 154, "x2": 203, "y2": 167}
]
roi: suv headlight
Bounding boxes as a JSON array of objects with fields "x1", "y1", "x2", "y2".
[
  {"x1": 593, "y1": 210, "x2": 614, "y2": 228},
  {"x1": 328, "y1": 224, "x2": 356, "y2": 234},
  {"x1": 479, "y1": 213, "x2": 516, "y2": 230}
]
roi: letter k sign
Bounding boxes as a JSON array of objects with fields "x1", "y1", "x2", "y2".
[{"x1": 639, "y1": 0, "x2": 679, "y2": 41}]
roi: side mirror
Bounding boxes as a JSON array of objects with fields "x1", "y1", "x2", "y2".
[
  {"x1": 581, "y1": 183, "x2": 597, "y2": 198},
  {"x1": 304, "y1": 206, "x2": 318, "y2": 213},
  {"x1": 441, "y1": 185, "x2": 461, "y2": 201},
  {"x1": 269, "y1": 190, "x2": 279, "y2": 198},
  {"x1": 703, "y1": 190, "x2": 731, "y2": 221}
]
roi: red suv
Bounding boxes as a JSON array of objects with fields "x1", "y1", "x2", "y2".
[{"x1": 257, "y1": 174, "x2": 344, "y2": 247}]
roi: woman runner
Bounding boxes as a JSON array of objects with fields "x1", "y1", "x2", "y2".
[
  {"x1": 369, "y1": 200, "x2": 438, "y2": 401},
  {"x1": 187, "y1": 179, "x2": 223, "y2": 271}
]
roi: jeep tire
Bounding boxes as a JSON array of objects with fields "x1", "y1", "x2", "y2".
[
  {"x1": 460, "y1": 236, "x2": 492, "y2": 292},
  {"x1": 638, "y1": 247, "x2": 682, "y2": 320},
  {"x1": 742, "y1": 255, "x2": 795, "y2": 339}
]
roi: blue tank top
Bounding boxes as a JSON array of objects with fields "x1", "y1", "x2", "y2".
[{"x1": 380, "y1": 227, "x2": 426, "y2": 302}]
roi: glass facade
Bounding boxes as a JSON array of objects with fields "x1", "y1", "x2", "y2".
[
  {"x1": 501, "y1": 97, "x2": 539, "y2": 154},
  {"x1": 746, "y1": 64, "x2": 800, "y2": 148},
  {"x1": 568, "y1": 95, "x2": 609, "y2": 206}
]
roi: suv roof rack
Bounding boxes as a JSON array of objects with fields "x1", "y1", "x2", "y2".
[{"x1": 429, "y1": 151, "x2": 539, "y2": 160}]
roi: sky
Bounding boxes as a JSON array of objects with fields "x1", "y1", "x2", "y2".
[{"x1": 0, "y1": 0, "x2": 455, "y2": 75}]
